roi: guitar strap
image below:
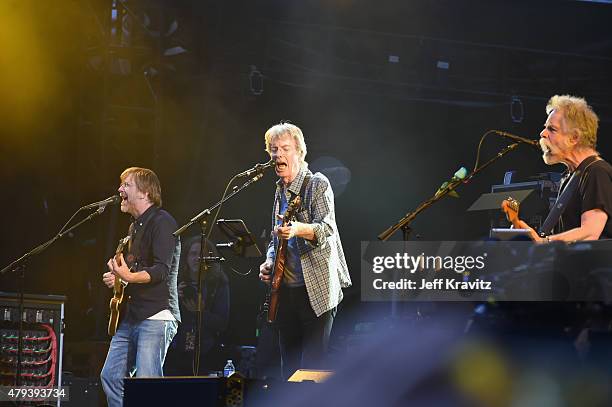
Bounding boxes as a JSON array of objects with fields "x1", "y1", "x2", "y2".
[
  {"x1": 274, "y1": 172, "x2": 311, "y2": 265},
  {"x1": 126, "y1": 208, "x2": 157, "y2": 269},
  {"x1": 127, "y1": 222, "x2": 134, "y2": 253},
  {"x1": 297, "y1": 173, "x2": 312, "y2": 209},
  {"x1": 539, "y1": 156, "x2": 601, "y2": 236},
  {"x1": 539, "y1": 172, "x2": 578, "y2": 236},
  {"x1": 281, "y1": 173, "x2": 312, "y2": 220}
]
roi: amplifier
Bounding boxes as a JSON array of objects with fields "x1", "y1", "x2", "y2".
[
  {"x1": 124, "y1": 375, "x2": 320, "y2": 407},
  {"x1": 490, "y1": 179, "x2": 559, "y2": 230},
  {"x1": 0, "y1": 291, "x2": 65, "y2": 407}
]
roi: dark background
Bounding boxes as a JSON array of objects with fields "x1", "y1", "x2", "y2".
[{"x1": 1, "y1": 0, "x2": 611, "y2": 354}]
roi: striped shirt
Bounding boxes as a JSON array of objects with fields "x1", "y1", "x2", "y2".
[{"x1": 266, "y1": 165, "x2": 352, "y2": 317}]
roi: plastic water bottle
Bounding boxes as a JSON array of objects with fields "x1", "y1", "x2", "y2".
[{"x1": 223, "y1": 359, "x2": 235, "y2": 377}]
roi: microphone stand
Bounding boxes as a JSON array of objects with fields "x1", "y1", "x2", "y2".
[
  {"x1": 0, "y1": 205, "x2": 110, "y2": 386},
  {"x1": 174, "y1": 172, "x2": 266, "y2": 375},
  {"x1": 378, "y1": 143, "x2": 520, "y2": 241},
  {"x1": 174, "y1": 173, "x2": 265, "y2": 237}
]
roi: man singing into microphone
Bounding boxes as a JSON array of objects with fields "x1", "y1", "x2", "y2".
[
  {"x1": 100, "y1": 167, "x2": 180, "y2": 407},
  {"x1": 259, "y1": 122, "x2": 351, "y2": 379},
  {"x1": 536, "y1": 95, "x2": 612, "y2": 241}
]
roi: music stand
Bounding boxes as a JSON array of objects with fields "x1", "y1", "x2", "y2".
[
  {"x1": 467, "y1": 189, "x2": 534, "y2": 212},
  {"x1": 216, "y1": 219, "x2": 262, "y2": 258},
  {"x1": 469, "y1": 189, "x2": 537, "y2": 240}
]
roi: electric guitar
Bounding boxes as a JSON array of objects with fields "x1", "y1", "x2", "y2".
[
  {"x1": 501, "y1": 197, "x2": 540, "y2": 241},
  {"x1": 108, "y1": 235, "x2": 130, "y2": 336},
  {"x1": 266, "y1": 195, "x2": 302, "y2": 323}
]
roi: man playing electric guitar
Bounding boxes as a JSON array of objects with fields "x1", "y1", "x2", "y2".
[
  {"x1": 100, "y1": 167, "x2": 181, "y2": 407},
  {"x1": 258, "y1": 122, "x2": 351, "y2": 380},
  {"x1": 500, "y1": 96, "x2": 612, "y2": 352},
  {"x1": 107, "y1": 235, "x2": 130, "y2": 337},
  {"x1": 503, "y1": 95, "x2": 611, "y2": 242}
]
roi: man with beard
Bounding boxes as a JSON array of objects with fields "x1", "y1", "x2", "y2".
[
  {"x1": 517, "y1": 96, "x2": 612, "y2": 357},
  {"x1": 101, "y1": 167, "x2": 180, "y2": 407},
  {"x1": 534, "y1": 95, "x2": 612, "y2": 242}
]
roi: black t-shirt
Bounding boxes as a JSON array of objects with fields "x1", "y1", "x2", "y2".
[{"x1": 555, "y1": 155, "x2": 612, "y2": 239}]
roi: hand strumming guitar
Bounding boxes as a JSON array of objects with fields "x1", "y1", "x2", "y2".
[
  {"x1": 102, "y1": 272, "x2": 116, "y2": 288},
  {"x1": 259, "y1": 260, "x2": 272, "y2": 283}
]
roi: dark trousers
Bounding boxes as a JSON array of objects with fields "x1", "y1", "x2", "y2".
[{"x1": 275, "y1": 285, "x2": 336, "y2": 380}]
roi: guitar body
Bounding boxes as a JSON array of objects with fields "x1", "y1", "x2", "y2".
[
  {"x1": 267, "y1": 240, "x2": 288, "y2": 323},
  {"x1": 108, "y1": 236, "x2": 130, "y2": 336},
  {"x1": 107, "y1": 281, "x2": 125, "y2": 337},
  {"x1": 266, "y1": 196, "x2": 301, "y2": 323}
]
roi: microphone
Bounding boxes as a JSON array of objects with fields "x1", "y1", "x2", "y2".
[
  {"x1": 236, "y1": 160, "x2": 275, "y2": 178},
  {"x1": 494, "y1": 130, "x2": 541, "y2": 151},
  {"x1": 81, "y1": 195, "x2": 121, "y2": 210}
]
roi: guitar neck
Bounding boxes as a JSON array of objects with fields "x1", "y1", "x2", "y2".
[
  {"x1": 272, "y1": 242, "x2": 287, "y2": 280},
  {"x1": 509, "y1": 217, "x2": 532, "y2": 230},
  {"x1": 113, "y1": 275, "x2": 124, "y2": 291},
  {"x1": 113, "y1": 244, "x2": 126, "y2": 289}
]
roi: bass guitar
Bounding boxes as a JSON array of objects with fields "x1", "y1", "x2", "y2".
[
  {"x1": 108, "y1": 235, "x2": 130, "y2": 336},
  {"x1": 266, "y1": 195, "x2": 302, "y2": 323}
]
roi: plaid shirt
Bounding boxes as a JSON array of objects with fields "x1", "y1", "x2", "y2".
[{"x1": 266, "y1": 165, "x2": 352, "y2": 317}]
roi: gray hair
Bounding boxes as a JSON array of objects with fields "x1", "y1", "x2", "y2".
[{"x1": 264, "y1": 122, "x2": 308, "y2": 164}]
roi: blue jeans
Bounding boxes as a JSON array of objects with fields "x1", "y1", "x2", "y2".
[{"x1": 101, "y1": 319, "x2": 178, "y2": 407}]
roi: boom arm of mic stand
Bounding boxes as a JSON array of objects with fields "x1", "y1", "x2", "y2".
[
  {"x1": 377, "y1": 143, "x2": 519, "y2": 241},
  {"x1": 174, "y1": 173, "x2": 264, "y2": 237},
  {"x1": 377, "y1": 179, "x2": 463, "y2": 241},
  {"x1": 1, "y1": 206, "x2": 107, "y2": 274}
]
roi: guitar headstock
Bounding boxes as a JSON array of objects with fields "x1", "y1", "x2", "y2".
[
  {"x1": 501, "y1": 197, "x2": 519, "y2": 224},
  {"x1": 282, "y1": 196, "x2": 302, "y2": 226},
  {"x1": 115, "y1": 235, "x2": 130, "y2": 255}
]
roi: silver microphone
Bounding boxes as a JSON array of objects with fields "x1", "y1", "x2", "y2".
[
  {"x1": 82, "y1": 195, "x2": 121, "y2": 210},
  {"x1": 236, "y1": 159, "x2": 275, "y2": 178},
  {"x1": 494, "y1": 130, "x2": 541, "y2": 151}
]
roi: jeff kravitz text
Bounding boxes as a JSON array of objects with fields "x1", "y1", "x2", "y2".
[{"x1": 372, "y1": 278, "x2": 492, "y2": 291}]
